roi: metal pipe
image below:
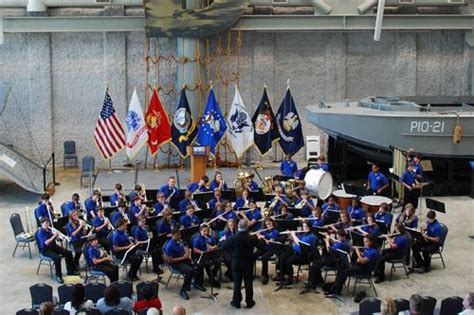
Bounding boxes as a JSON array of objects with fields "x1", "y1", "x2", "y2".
[
  {"x1": 358, "y1": 0, "x2": 377, "y2": 14},
  {"x1": 1, "y1": 0, "x2": 142, "y2": 7},
  {"x1": 311, "y1": 0, "x2": 331, "y2": 15},
  {"x1": 373, "y1": 0, "x2": 385, "y2": 41}
]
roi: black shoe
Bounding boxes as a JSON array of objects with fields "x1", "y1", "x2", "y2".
[
  {"x1": 154, "y1": 268, "x2": 164, "y2": 275},
  {"x1": 262, "y1": 275, "x2": 269, "y2": 285},
  {"x1": 374, "y1": 278, "x2": 384, "y2": 284},
  {"x1": 193, "y1": 283, "x2": 206, "y2": 292},
  {"x1": 230, "y1": 301, "x2": 240, "y2": 309},
  {"x1": 272, "y1": 275, "x2": 283, "y2": 282},
  {"x1": 324, "y1": 290, "x2": 333, "y2": 296},
  {"x1": 67, "y1": 271, "x2": 80, "y2": 276},
  {"x1": 180, "y1": 290, "x2": 190, "y2": 300},
  {"x1": 282, "y1": 279, "x2": 293, "y2": 286},
  {"x1": 185, "y1": 285, "x2": 191, "y2": 292},
  {"x1": 246, "y1": 301, "x2": 256, "y2": 309},
  {"x1": 300, "y1": 288, "x2": 310, "y2": 295},
  {"x1": 56, "y1": 276, "x2": 64, "y2": 284},
  {"x1": 423, "y1": 266, "x2": 431, "y2": 273}
]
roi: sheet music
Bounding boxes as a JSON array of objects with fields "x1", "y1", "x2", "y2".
[{"x1": 121, "y1": 243, "x2": 140, "y2": 265}]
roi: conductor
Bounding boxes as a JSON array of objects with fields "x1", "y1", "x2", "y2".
[{"x1": 221, "y1": 219, "x2": 264, "y2": 309}]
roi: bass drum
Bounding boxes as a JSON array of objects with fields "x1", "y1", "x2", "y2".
[{"x1": 304, "y1": 169, "x2": 333, "y2": 200}]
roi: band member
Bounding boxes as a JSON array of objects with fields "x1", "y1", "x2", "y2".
[
  {"x1": 110, "y1": 183, "x2": 126, "y2": 207},
  {"x1": 66, "y1": 210, "x2": 89, "y2": 270},
  {"x1": 277, "y1": 221, "x2": 316, "y2": 285},
  {"x1": 328, "y1": 213, "x2": 352, "y2": 235},
  {"x1": 37, "y1": 217, "x2": 76, "y2": 283},
  {"x1": 210, "y1": 171, "x2": 228, "y2": 191},
  {"x1": 153, "y1": 192, "x2": 169, "y2": 214},
  {"x1": 324, "y1": 235, "x2": 380, "y2": 297},
  {"x1": 256, "y1": 218, "x2": 280, "y2": 284},
  {"x1": 239, "y1": 200, "x2": 262, "y2": 231},
  {"x1": 294, "y1": 189, "x2": 315, "y2": 217},
  {"x1": 188, "y1": 176, "x2": 210, "y2": 193},
  {"x1": 279, "y1": 205, "x2": 294, "y2": 221},
  {"x1": 179, "y1": 190, "x2": 198, "y2": 213},
  {"x1": 234, "y1": 189, "x2": 250, "y2": 210},
  {"x1": 292, "y1": 180, "x2": 306, "y2": 198},
  {"x1": 246, "y1": 173, "x2": 259, "y2": 191},
  {"x1": 160, "y1": 177, "x2": 179, "y2": 203},
  {"x1": 315, "y1": 156, "x2": 329, "y2": 172},
  {"x1": 134, "y1": 216, "x2": 162, "y2": 274},
  {"x1": 303, "y1": 229, "x2": 350, "y2": 293},
  {"x1": 396, "y1": 203, "x2": 419, "y2": 229},
  {"x1": 271, "y1": 177, "x2": 285, "y2": 194},
  {"x1": 308, "y1": 207, "x2": 325, "y2": 228},
  {"x1": 375, "y1": 223, "x2": 409, "y2": 283},
  {"x1": 192, "y1": 224, "x2": 220, "y2": 289},
  {"x1": 111, "y1": 201, "x2": 129, "y2": 226},
  {"x1": 218, "y1": 219, "x2": 237, "y2": 281},
  {"x1": 413, "y1": 154, "x2": 424, "y2": 180},
  {"x1": 412, "y1": 210, "x2": 444, "y2": 273},
  {"x1": 280, "y1": 154, "x2": 298, "y2": 177},
  {"x1": 164, "y1": 228, "x2": 199, "y2": 300},
  {"x1": 400, "y1": 163, "x2": 420, "y2": 208},
  {"x1": 128, "y1": 193, "x2": 146, "y2": 226},
  {"x1": 221, "y1": 220, "x2": 265, "y2": 309},
  {"x1": 321, "y1": 196, "x2": 340, "y2": 212},
  {"x1": 34, "y1": 193, "x2": 54, "y2": 226},
  {"x1": 85, "y1": 190, "x2": 102, "y2": 220},
  {"x1": 179, "y1": 205, "x2": 201, "y2": 228},
  {"x1": 92, "y1": 208, "x2": 112, "y2": 252},
  {"x1": 157, "y1": 209, "x2": 178, "y2": 236},
  {"x1": 87, "y1": 235, "x2": 119, "y2": 283},
  {"x1": 357, "y1": 215, "x2": 381, "y2": 237},
  {"x1": 270, "y1": 186, "x2": 289, "y2": 216},
  {"x1": 294, "y1": 168, "x2": 308, "y2": 181},
  {"x1": 374, "y1": 203, "x2": 392, "y2": 228},
  {"x1": 214, "y1": 201, "x2": 237, "y2": 224},
  {"x1": 112, "y1": 218, "x2": 143, "y2": 281},
  {"x1": 366, "y1": 163, "x2": 390, "y2": 196},
  {"x1": 63, "y1": 193, "x2": 81, "y2": 217},
  {"x1": 347, "y1": 198, "x2": 366, "y2": 224},
  {"x1": 208, "y1": 190, "x2": 224, "y2": 211}
]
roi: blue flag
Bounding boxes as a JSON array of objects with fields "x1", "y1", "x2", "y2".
[
  {"x1": 252, "y1": 87, "x2": 279, "y2": 156},
  {"x1": 197, "y1": 88, "x2": 228, "y2": 155},
  {"x1": 276, "y1": 88, "x2": 304, "y2": 155},
  {"x1": 171, "y1": 89, "x2": 197, "y2": 158}
]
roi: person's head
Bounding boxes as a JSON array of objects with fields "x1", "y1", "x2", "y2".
[
  {"x1": 199, "y1": 175, "x2": 209, "y2": 186},
  {"x1": 116, "y1": 218, "x2": 127, "y2": 231},
  {"x1": 367, "y1": 214, "x2": 375, "y2": 225},
  {"x1": 341, "y1": 213, "x2": 350, "y2": 224},
  {"x1": 115, "y1": 183, "x2": 123, "y2": 191},
  {"x1": 96, "y1": 207, "x2": 105, "y2": 218},
  {"x1": 71, "y1": 283, "x2": 86, "y2": 310},
  {"x1": 395, "y1": 223, "x2": 406, "y2": 235},
  {"x1": 227, "y1": 219, "x2": 237, "y2": 231},
  {"x1": 407, "y1": 162, "x2": 415, "y2": 172},
  {"x1": 265, "y1": 218, "x2": 275, "y2": 229},
  {"x1": 104, "y1": 285, "x2": 121, "y2": 306},
  {"x1": 364, "y1": 235, "x2": 375, "y2": 248},
  {"x1": 72, "y1": 193, "x2": 80, "y2": 203},
  {"x1": 156, "y1": 191, "x2": 165, "y2": 202},
  {"x1": 302, "y1": 220, "x2": 311, "y2": 232},
  {"x1": 426, "y1": 210, "x2": 436, "y2": 224},
  {"x1": 285, "y1": 154, "x2": 292, "y2": 160},
  {"x1": 133, "y1": 194, "x2": 142, "y2": 205},
  {"x1": 249, "y1": 199, "x2": 257, "y2": 209},
  {"x1": 463, "y1": 293, "x2": 474, "y2": 310},
  {"x1": 380, "y1": 297, "x2": 397, "y2": 315},
  {"x1": 327, "y1": 196, "x2": 335, "y2": 205},
  {"x1": 92, "y1": 190, "x2": 101, "y2": 200},
  {"x1": 224, "y1": 201, "x2": 232, "y2": 212},
  {"x1": 409, "y1": 294, "x2": 423, "y2": 314},
  {"x1": 171, "y1": 228, "x2": 181, "y2": 240},
  {"x1": 137, "y1": 215, "x2": 146, "y2": 227},
  {"x1": 186, "y1": 205, "x2": 195, "y2": 216},
  {"x1": 39, "y1": 301, "x2": 54, "y2": 315},
  {"x1": 379, "y1": 203, "x2": 389, "y2": 213},
  {"x1": 184, "y1": 190, "x2": 192, "y2": 200},
  {"x1": 301, "y1": 190, "x2": 309, "y2": 200},
  {"x1": 140, "y1": 284, "x2": 156, "y2": 301},
  {"x1": 40, "y1": 217, "x2": 50, "y2": 229},
  {"x1": 372, "y1": 163, "x2": 380, "y2": 173},
  {"x1": 404, "y1": 203, "x2": 415, "y2": 216},
  {"x1": 163, "y1": 209, "x2": 173, "y2": 221},
  {"x1": 168, "y1": 176, "x2": 176, "y2": 187},
  {"x1": 275, "y1": 186, "x2": 283, "y2": 196},
  {"x1": 238, "y1": 219, "x2": 248, "y2": 232},
  {"x1": 214, "y1": 171, "x2": 223, "y2": 182},
  {"x1": 336, "y1": 229, "x2": 347, "y2": 241},
  {"x1": 200, "y1": 223, "x2": 210, "y2": 237},
  {"x1": 89, "y1": 235, "x2": 99, "y2": 247},
  {"x1": 318, "y1": 155, "x2": 326, "y2": 163},
  {"x1": 118, "y1": 201, "x2": 126, "y2": 212},
  {"x1": 147, "y1": 308, "x2": 161, "y2": 315},
  {"x1": 242, "y1": 189, "x2": 249, "y2": 198},
  {"x1": 41, "y1": 193, "x2": 50, "y2": 203},
  {"x1": 414, "y1": 154, "x2": 422, "y2": 163},
  {"x1": 351, "y1": 198, "x2": 360, "y2": 208},
  {"x1": 69, "y1": 210, "x2": 79, "y2": 222},
  {"x1": 172, "y1": 305, "x2": 186, "y2": 315},
  {"x1": 135, "y1": 184, "x2": 143, "y2": 192},
  {"x1": 312, "y1": 207, "x2": 321, "y2": 217},
  {"x1": 272, "y1": 176, "x2": 280, "y2": 185},
  {"x1": 214, "y1": 189, "x2": 222, "y2": 198}
]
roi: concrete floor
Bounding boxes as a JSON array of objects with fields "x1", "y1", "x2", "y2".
[{"x1": 0, "y1": 167, "x2": 473, "y2": 314}]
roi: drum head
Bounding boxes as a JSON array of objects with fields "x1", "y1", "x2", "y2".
[
  {"x1": 304, "y1": 169, "x2": 333, "y2": 200},
  {"x1": 361, "y1": 196, "x2": 392, "y2": 206},
  {"x1": 333, "y1": 189, "x2": 356, "y2": 199}
]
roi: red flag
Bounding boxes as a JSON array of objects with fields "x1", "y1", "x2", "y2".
[{"x1": 145, "y1": 89, "x2": 172, "y2": 155}]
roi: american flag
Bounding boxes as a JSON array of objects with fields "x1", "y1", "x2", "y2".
[{"x1": 94, "y1": 89, "x2": 126, "y2": 159}]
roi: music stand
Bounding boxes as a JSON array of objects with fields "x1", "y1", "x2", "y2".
[
  {"x1": 264, "y1": 194, "x2": 276, "y2": 202},
  {"x1": 350, "y1": 231, "x2": 364, "y2": 247},
  {"x1": 249, "y1": 189, "x2": 265, "y2": 202},
  {"x1": 288, "y1": 207, "x2": 302, "y2": 218},
  {"x1": 275, "y1": 220, "x2": 299, "y2": 232},
  {"x1": 375, "y1": 220, "x2": 389, "y2": 235},
  {"x1": 103, "y1": 206, "x2": 118, "y2": 218},
  {"x1": 343, "y1": 184, "x2": 365, "y2": 197},
  {"x1": 195, "y1": 208, "x2": 212, "y2": 221},
  {"x1": 144, "y1": 200, "x2": 155, "y2": 208},
  {"x1": 222, "y1": 189, "x2": 236, "y2": 202},
  {"x1": 193, "y1": 192, "x2": 214, "y2": 205},
  {"x1": 425, "y1": 198, "x2": 446, "y2": 214},
  {"x1": 323, "y1": 210, "x2": 340, "y2": 225},
  {"x1": 274, "y1": 175, "x2": 293, "y2": 182},
  {"x1": 198, "y1": 248, "x2": 222, "y2": 302},
  {"x1": 272, "y1": 241, "x2": 291, "y2": 292},
  {"x1": 180, "y1": 226, "x2": 200, "y2": 245}
]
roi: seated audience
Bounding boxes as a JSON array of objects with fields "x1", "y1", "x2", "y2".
[
  {"x1": 133, "y1": 285, "x2": 162, "y2": 313},
  {"x1": 96, "y1": 284, "x2": 134, "y2": 314},
  {"x1": 64, "y1": 283, "x2": 94, "y2": 314}
]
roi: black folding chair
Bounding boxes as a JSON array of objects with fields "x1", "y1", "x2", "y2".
[
  {"x1": 80, "y1": 156, "x2": 96, "y2": 187},
  {"x1": 388, "y1": 237, "x2": 411, "y2": 281},
  {"x1": 104, "y1": 309, "x2": 130, "y2": 315},
  {"x1": 430, "y1": 223, "x2": 448, "y2": 269},
  {"x1": 16, "y1": 309, "x2": 39, "y2": 315},
  {"x1": 136, "y1": 281, "x2": 159, "y2": 301},
  {"x1": 421, "y1": 296, "x2": 437, "y2": 315},
  {"x1": 29, "y1": 283, "x2": 53, "y2": 309},
  {"x1": 82, "y1": 309, "x2": 101, "y2": 315},
  {"x1": 57, "y1": 284, "x2": 75, "y2": 307},
  {"x1": 53, "y1": 309, "x2": 69, "y2": 315},
  {"x1": 63, "y1": 140, "x2": 78, "y2": 168},
  {"x1": 84, "y1": 282, "x2": 106, "y2": 304},
  {"x1": 395, "y1": 298, "x2": 410, "y2": 312},
  {"x1": 359, "y1": 298, "x2": 381, "y2": 315},
  {"x1": 440, "y1": 296, "x2": 463, "y2": 315},
  {"x1": 10, "y1": 213, "x2": 35, "y2": 259},
  {"x1": 113, "y1": 280, "x2": 133, "y2": 299}
]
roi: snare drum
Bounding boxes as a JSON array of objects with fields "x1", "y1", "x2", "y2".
[
  {"x1": 333, "y1": 189, "x2": 356, "y2": 210},
  {"x1": 360, "y1": 196, "x2": 392, "y2": 214},
  {"x1": 304, "y1": 169, "x2": 333, "y2": 200}
]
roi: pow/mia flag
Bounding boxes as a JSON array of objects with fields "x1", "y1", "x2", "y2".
[
  {"x1": 251, "y1": 87, "x2": 279, "y2": 156},
  {"x1": 226, "y1": 86, "x2": 254, "y2": 159},
  {"x1": 171, "y1": 88, "x2": 197, "y2": 158},
  {"x1": 276, "y1": 88, "x2": 304, "y2": 155}
]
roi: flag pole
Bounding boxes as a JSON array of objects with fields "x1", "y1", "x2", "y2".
[{"x1": 106, "y1": 82, "x2": 113, "y2": 173}]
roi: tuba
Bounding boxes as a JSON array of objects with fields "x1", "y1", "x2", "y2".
[
  {"x1": 262, "y1": 197, "x2": 278, "y2": 219},
  {"x1": 283, "y1": 179, "x2": 297, "y2": 198},
  {"x1": 234, "y1": 171, "x2": 252, "y2": 197},
  {"x1": 261, "y1": 176, "x2": 273, "y2": 195}
]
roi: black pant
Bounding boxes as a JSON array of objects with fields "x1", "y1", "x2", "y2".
[
  {"x1": 94, "y1": 262, "x2": 119, "y2": 283},
  {"x1": 116, "y1": 250, "x2": 143, "y2": 278},
  {"x1": 232, "y1": 263, "x2": 254, "y2": 305},
  {"x1": 171, "y1": 262, "x2": 194, "y2": 292},
  {"x1": 376, "y1": 249, "x2": 401, "y2": 280},
  {"x1": 221, "y1": 253, "x2": 233, "y2": 281},
  {"x1": 278, "y1": 250, "x2": 307, "y2": 279},
  {"x1": 260, "y1": 249, "x2": 275, "y2": 277},
  {"x1": 42, "y1": 244, "x2": 75, "y2": 277},
  {"x1": 71, "y1": 240, "x2": 85, "y2": 269},
  {"x1": 308, "y1": 254, "x2": 338, "y2": 289},
  {"x1": 138, "y1": 245, "x2": 162, "y2": 273},
  {"x1": 403, "y1": 187, "x2": 420, "y2": 208},
  {"x1": 330, "y1": 265, "x2": 371, "y2": 295},
  {"x1": 195, "y1": 262, "x2": 219, "y2": 286},
  {"x1": 412, "y1": 240, "x2": 439, "y2": 269}
]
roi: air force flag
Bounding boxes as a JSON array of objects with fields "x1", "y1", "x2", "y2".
[
  {"x1": 226, "y1": 87, "x2": 254, "y2": 159},
  {"x1": 276, "y1": 88, "x2": 304, "y2": 155},
  {"x1": 197, "y1": 88, "x2": 227, "y2": 155},
  {"x1": 126, "y1": 88, "x2": 148, "y2": 159}
]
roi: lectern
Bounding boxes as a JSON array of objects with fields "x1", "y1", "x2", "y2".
[{"x1": 187, "y1": 146, "x2": 209, "y2": 182}]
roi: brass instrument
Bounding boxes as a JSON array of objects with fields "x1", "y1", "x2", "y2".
[
  {"x1": 234, "y1": 171, "x2": 253, "y2": 197},
  {"x1": 138, "y1": 183, "x2": 148, "y2": 202},
  {"x1": 24, "y1": 207, "x2": 34, "y2": 237},
  {"x1": 262, "y1": 196, "x2": 278, "y2": 219},
  {"x1": 282, "y1": 179, "x2": 297, "y2": 198},
  {"x1": 51, "y1": 227, "x2": 70, "y2": 243},
  {"x1": 261, "y1": 176, "x2": 273, "y2": 195}
]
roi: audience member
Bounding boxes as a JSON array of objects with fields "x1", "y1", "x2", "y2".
[
  {"x1": 64, "y1": 283, "x2": 93, "y2": 314},
  {"x1": 172, "y1": 305, "x2": 186, "y2": 315},
  {"x1": 96, "y1": 284, "x2": 133, "y2": 314},
  {"x1": 380, "y1": 298, "x2": 397, "y2": 315},
  {"x1": 405, "y1": 294, "x2": 423, "y2": 315},
  {"x1": 39, "y1": 302, "x2": 54, "y2": 315},
  {"x1": 460, "y1": 293, "x2": 474, "y2": 315},
  {"x1": 133, "y1": 285, "x2": 162, "y2": 312},
  {"x1": 147, "y1": 308, "x2": 161, "y2": 315}
]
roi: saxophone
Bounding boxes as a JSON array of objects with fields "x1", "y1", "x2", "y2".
[{"x1": 263, "y1": 197, "x2": 278, "y2": 219}]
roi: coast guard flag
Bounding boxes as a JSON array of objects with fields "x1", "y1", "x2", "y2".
[
  {"x1": 94, "y1": 88, "x2": 126, "y2": 160},
  {"x1": 125, "y1": 88, "x2": 148, "y2": 159},
  {"x1": 197, "y1": 88, "x2": 227, "y2": 155},
  {"x1": 252, "y1": 87, "x2": 279, "y2": 156},
  {"x1": 227, "y1": 86, "x2": 254, "y2": 159},
  {"x1": 145, "y1": 89, "x2": 172, "y2": 155},
  {"x1": 171, "y1": 88, "x2": 197, "y2": 158},
  {"x1": 276, "y1": 88, "x2": 304, "y2": 155}
]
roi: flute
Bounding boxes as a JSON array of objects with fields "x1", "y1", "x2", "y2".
[
  {"x1": 208, "y1": 209, "x2": 232, "y2": 224},
  {"x1": 380, "y1": 233, "x2": 400, "y2": 238},
  {"x1": 345, "y1": 224, "x2": 369, "y2": 231},
  {"x1": 279, "y1": 230, "x2": 307, "y2": 235},
  {"x1": 250, "y1": 227, "x2": 271, "y2": 236}
]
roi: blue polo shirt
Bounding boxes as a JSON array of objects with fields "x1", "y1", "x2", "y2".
[
  {"x1": 93, "y1": 217, "x2": 110, "y2": 238},
  {"x1": 112, "y1": 230, "x2": 130, "y2": 248},
  {"x1": 164, "y1": 239, "x2": 185, "y2": 258},
  {"x1": 281, "y1": 160, "x2": 298, "y2": 177},
  {"x1": 193, "y1": 234, "x2": 217, "y2": 252},
  {"x1": 37, "y1": 228, "x2": 54, "y2": 252},
  {"x1": 308, "y1": 215, "x2": 324, "y2": 228},
  {"x1": 157, "y1": 219, "x2": 177, "y2": 235},
  {"x1": 368, "y1": 171, "x2": 389, "y2": 191},
  {"x1": 294, "y1": 169, "x2": 306, "y2": 180},
  {"x1": 85, "y1": 198, "x2": 98, "y2": 217},
  {"x1": 35, "y1": 203, "x2": 49, "y2": 222},
  {"x1": 393, "y1": 235, "x2": 408, "y2": 257},
  {"x1": 110, "y1": 192, "x2": 121, "y2": 207},
  {"x1": 208, "y1": 197, "x2": 223, "y2": 210},
  {"x1": 414, "y1": 163, "x2": 423, "y2": 177},
  {"x1": 348, "y1": 206, "x2": 366, "y2": 221},
  {"x1": 361, "y1": 224, "x2": 381, "y2": 237},
  {"x1": 296, "y1": 199, "x2": 315, "y2": 217},
  {"x1": 426, "y1": 220, "x2": 443, "y2": 243},
  {"x1": 66, "y1": 222, "x2": 85, "y2": 243},
  {"x1": 179, "y1": 199, "x2": 192, "y2": 213},
  {"x1": 234, "y1": 197, "x2": 248, "y2": 210},
  {"x1": 362, "y1": 247, "x2": 380, "y2": 272},
  {"x1": 272, "y1": 196, "x2": 290, "y2": 216},
  {"x1": 261, "y1": 228, "x2": 279, "y2": 250},
  {"x1": 331, "y1": 240, "x2": 350, "y2": 253},
  {"x1": 293, "y1": 232, "x2": 316, "y2": 254},
  {"x1": 128, "y1": 204, "x2": 142, "y2": 225},
  {"x1": 153, "y1": 202, "x2": 167, "y2": 214},
  {"x1": 210, "y1": 180, "x2": 228, "y2": 191},
  {"x1": 375, "y1": 212, "x2": 392, "y2": 227},
  {"x1": 134, "y1": 225, "x2": 149, "y2": 242},
  {"x1": 188, "y1": 182, "x2": 210, "y2": 193},
  {"x1": 111, "y1": 211, "x2": 125, "y2": 226},
  {"x1": 87, "y1": 245, "x2": 103, "y2": 266},
  {"x1": 248, "y1": 180, "x2": 259, "y2": 191},
  {"x1": 321, "y1": 203, "x2": 340, "y2": 212},
  {"x1": 179, "y1": 214, "x2": 200, "y2": 228},
  {"x1": 63, "y1": 201, "x2": 80, "y2": 217},
  {"x1": 160, "y1": 185, "x2": 178, "y2": 198},
  {"x1": 218, "y1": 230, "x2": 235, "y2": 242},
  {"x1": 318, "y1": 163, "x2": 329, "y2": 172},
  {"x1": 396, "y1": 213, "x2": 418, "y2": 229},
  {"x1": 400, "y1": 169, "x2": 417, "y2": 186},
  {"x1": 215, "y1": 210, "x2": 237, "y2": 221},
  {"x1": 245, "y1": 209, "x2": 262, "y2": 230}
]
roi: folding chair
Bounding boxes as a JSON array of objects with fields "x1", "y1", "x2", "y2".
[
  {"x1": 104, "y1": 309, "x2": 130, "y2": 315},
  {"x1": 29, "y1": 283, "x2": 53, "y2": 309},
  {"x1": 136, "y1": 281, "x2": 159, "y2": 301},
  {"x1": 395, "y1": 298, "x2": 410, "y2": 312},
  {"x1": 388, "y1": 238, "x2": 411, "y2": 281},
  {"x1": 57, "y1": 284, "x2": 75, "y2": 307},
  {"x1": 84, "y1": 282, "x2": 106, "y2": 304},
  {"x1": 421, "y1": 296, "x2": 437, "y2": 315},
  {"x1": 34, "y1": 230, "x2": 54, "y2": 279},
  {"x1": 429, "y1": 223, "x2": 448, "y2": 269},
  {"x1": 16, "y1": 308, "x2": 39, "y2": 315},
  {"x1": 10, "y1": 213, "x2": 35, "y2": 259},
  {"x1": 80, "y1": 156, "x2": 96, "y2": 187},
  {"x1": 82, "y1": 245, "x2": 107, "y2": 284},
  {"x1": 63, "y1": 140, "x2": 78, "y2": 168},
  {"x1": 113, "y1": 280, "x2": 133, "y2": 299},
  {"x1": 53, "y1": 309, "x2": 69, "y2": 315},
  {"x1": 440, "y1": 296, "x2": 463, "y2": 315},
  {"x1": 359, "y1": 298, "x2": 381, "y2": 315}
]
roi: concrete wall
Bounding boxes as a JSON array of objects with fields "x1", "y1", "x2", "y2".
[{"x1": 0, "y1": 30, "x2": 472, "y2": 170}]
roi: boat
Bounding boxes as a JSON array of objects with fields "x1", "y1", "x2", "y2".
[{"x1": 306, "y1": 96, "x2": 474, "y2": 159}]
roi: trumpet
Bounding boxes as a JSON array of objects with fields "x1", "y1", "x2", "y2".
[
  {"x1": 51, "y1": 227, "x2": 70, "y2": 243},
  {"x1": 106, "y1": 218, "x2": 115, "y2": 231},
  {"x1": 79, "y1": 219, "x2": 93, "y2": 230}
]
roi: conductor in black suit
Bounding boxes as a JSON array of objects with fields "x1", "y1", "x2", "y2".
[{"x1": 222, "y1": 219, "x2": 264, "y2": 309}]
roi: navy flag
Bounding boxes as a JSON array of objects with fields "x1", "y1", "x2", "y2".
[
  {"x1": 252, "y1": 87, "x2": 279, "y2": 156},
  {"x1": 171, "y1": 89, "x2": 198, "y2": 158},
  {"x1": 276, "y1": 88, "x2": 304, "y2": 155}
]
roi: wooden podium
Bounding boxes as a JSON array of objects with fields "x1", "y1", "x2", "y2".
[{"x1": 187, "y1": 146, "x2": 209, "y2": 182}]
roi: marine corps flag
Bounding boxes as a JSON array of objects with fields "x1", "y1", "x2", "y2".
[
  {"x1": 252, "y1": 87, "x2": 279, "y2": 156},
  {"x1": 145, "y1": 89, "x2": 171, "y2": 155},
  {"x1": 226, "y1": 86, "x2": 254, "y2": 159},
  {"x1": 276, "y1": 87, "x2": 304, "y2": 155},
  {"x1": 126, "y1": 88, "x2": 148, "y2": 159},
  {"x1": 171, "y1": 88, "x2": 197, "y2": 158}
]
